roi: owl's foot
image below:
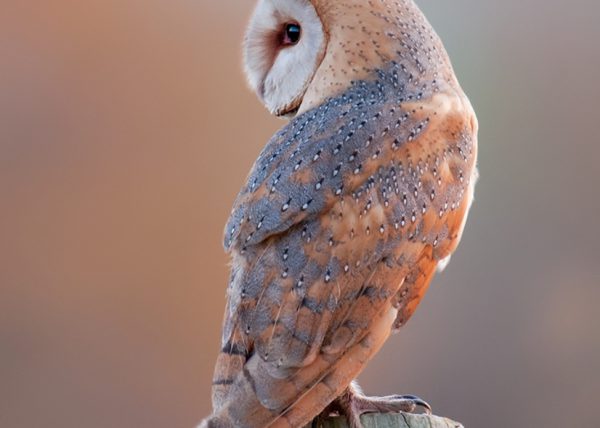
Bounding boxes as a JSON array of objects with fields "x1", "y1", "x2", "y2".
[{"x1": 334, "y1": 383, "x2": 431, "y2": 428}]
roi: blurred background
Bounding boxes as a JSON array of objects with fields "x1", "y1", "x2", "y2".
[{"x1": 1, "y1": 1, "x2": 599, "y2": 427}]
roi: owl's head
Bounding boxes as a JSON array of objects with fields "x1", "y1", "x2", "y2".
[
  {"x1": 244, "y1": 0, "x2": 455, "y2": 118},
  {"x1": 243, "y1": 0, "x2": 326, "y2": 118}
]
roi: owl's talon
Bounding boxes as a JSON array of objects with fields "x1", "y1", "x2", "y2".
[
  {"x1": 388, "y1": 394, "x2": 432, "y2": 414},
  {"x1": 334, "y1": 386, "x2": 432, "y2": 428},
  {"x1": 353, "y1": 394, "x2": 432, "y2": 416}
]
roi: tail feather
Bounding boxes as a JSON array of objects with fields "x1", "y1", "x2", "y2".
[{"x1": 199, "y1": 303, "x2": 398, "y2": 428}]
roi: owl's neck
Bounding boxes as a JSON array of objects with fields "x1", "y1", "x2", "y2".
[{"x1": 299, "y1": 0, "x2": 457, "y2": 116}]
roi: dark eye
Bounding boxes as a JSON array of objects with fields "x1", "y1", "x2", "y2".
[{"x1": 282, "y1": 23, "x2": 301, "y2": 46}]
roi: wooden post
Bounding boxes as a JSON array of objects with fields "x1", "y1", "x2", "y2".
[{"x1": 318, "y1": 412, "x2": 464, "y2": 428}]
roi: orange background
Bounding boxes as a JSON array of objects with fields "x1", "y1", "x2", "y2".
[{"x1": 1, "y1": 1, "x2": 599, "y2": 427}]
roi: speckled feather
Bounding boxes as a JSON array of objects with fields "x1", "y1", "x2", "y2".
[{"x1": 204, "y1": 1, "x2": 477, "y2": 427}]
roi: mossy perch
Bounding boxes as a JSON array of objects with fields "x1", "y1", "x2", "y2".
[{"x1": 314, "y1": 412, "x2": 464, "y2": 428}]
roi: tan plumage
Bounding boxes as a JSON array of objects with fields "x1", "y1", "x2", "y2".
[{"x1": 201, "y1": 1, "x2": 478, "y2": 427}]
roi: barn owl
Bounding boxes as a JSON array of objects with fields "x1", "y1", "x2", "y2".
[{"x1": 201, "y1": 0, "x2": 478, "y2": 427}]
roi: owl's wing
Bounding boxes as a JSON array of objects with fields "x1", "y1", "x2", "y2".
[
  {"x1": 224, "y1": 99, "x2": 354, "y2": 252},
  {"x1": 213, "y1": 83, "x2": 476, "y2": 427}
]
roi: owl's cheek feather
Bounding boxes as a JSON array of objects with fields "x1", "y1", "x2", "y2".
[{"x1": 244, "y1": 0, "x2": 327, "y2": 117}]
